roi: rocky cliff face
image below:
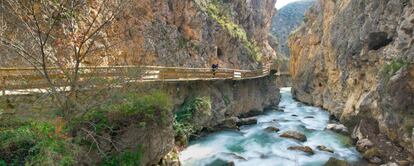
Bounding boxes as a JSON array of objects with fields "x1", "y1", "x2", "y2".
[
  {"x1": 1, "y1": 0, "x2": 277, "y2": 69},
  {"x1": 289, "y1": 0, "x2": 414, "y2": 164},
  {"x1": 270, "y1": 0, "x2": 314, "y2": 57},
  {"x1": 113, "y1": 0, "x2": 277, "y2": 69}
]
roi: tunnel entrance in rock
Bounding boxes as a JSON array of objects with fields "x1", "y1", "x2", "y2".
[{"x1": 217, "y1": 48, "x2": 224, "y2": 58}]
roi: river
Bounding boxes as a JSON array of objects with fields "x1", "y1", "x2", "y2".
[{"x1": 179, "y1": 87, "x2": 363, "y2": 166}]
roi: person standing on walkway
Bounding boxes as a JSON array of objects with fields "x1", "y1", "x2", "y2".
[{"x1": 211, "y1": 64, "x2": 218, "y2": 77}]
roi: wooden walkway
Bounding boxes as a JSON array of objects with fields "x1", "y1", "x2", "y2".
[{"x1": 0, "y1": 63, "x2": 290, "y2": 96}]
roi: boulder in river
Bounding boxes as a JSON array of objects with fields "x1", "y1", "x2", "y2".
[
  {"x1": 280, "y1": 131, "x2": 307, "y2": 142},
  {"x1": 326, "y1": 123, "x2": 349, "y2": 134},
  {"x1": 317, "y1": 145, "x2": 334, "y2": 153},
  {"x1": 237, "y1": 117, "x2": 257, "y2": 126},
  {"x1": 209, "y1": 159, "x2": 235, "y2": 166},
  {"x1": 287, "y1": 146, "x2": 314, "y2": 155},
  {"x1": 218, "y1": 117, "x2": 240, "y2": 130},
  {"x1": 304, "y1": 116, "x2": 314, "y2": 119},
  {"x1": 264, "y1": 126, "x2": 280, "y2": 133},
  {"x1": 323, "y1": 157, "x2": 350, "y2": 166},
  {"x1": 221, "y1": 152, "x2": 247, "y2": 161},
  {"x1": 264, "y1": 106, "x2": 284, "y2": 112}
]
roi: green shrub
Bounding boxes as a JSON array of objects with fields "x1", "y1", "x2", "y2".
[
  {"x1": 0, "y1": 122, "x2": 76, "y2": 166},
  {"x1": 223, "y1": 95, "x2": 230, "y2": 105},
  {"x1": 103, "y1": 148, "x2": 142, "y2": 166},
  {"x1": 379, "y1": 58, "x2": 410, "y2": 93},
  {"x1": 173, "y1": 97, "x2": 211, "y2": 139},
  {"x1": 175, "y1": 97, "x2": 211, "y2": 123},
  {"x1": 78, "y1": 91, "x2": 172, "y2": 133},
  {"x1": 381, "y1": 59, "x2": 410, "y2": 81}
]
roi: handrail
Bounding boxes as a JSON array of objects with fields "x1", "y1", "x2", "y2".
[{"x1": 0, "y1": 62, "x2": 285, "y2": 95}]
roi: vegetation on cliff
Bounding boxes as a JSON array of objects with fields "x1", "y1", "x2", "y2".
[
  {"x1": 0, "y1": 121, "x2": 76, "y2": 165},
  {"x1": 203, "y1": 0, "x2": 263, "y2": 62},
  {"x1": 0, "y1": 91, "x2": 172, "y2": 165},
  {"x1": 174, "y1": 97, "x2": 212, "y2": 146}
]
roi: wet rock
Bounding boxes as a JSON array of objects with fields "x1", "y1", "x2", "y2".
[
  {"x1": 291, "y1": 114, "x2": 298, "y2": 117},
  {"x1": 356, "y1": 138, "x2": 374, "y2": 151},
  {"x1": 397, "y1": 160, "x2": 410, "y2": 166},
  {"x1": 264, "y1": 106, "x2": 284, "y2": 112},
  {"x1": 287, "y1": 146, "x2": 314, "y2": 155},
  {"x1": 218, "y1": 117, "x2": 240, "y2": 130},
  {"x1": 209, "y1": 159, "x2": 235, "y2": 166},
  {"x1": 369, "y1": 157, "x2": 382, "y2": 164},
  {"x1": 159, "y1": 148, "x2": 181, "y2": 166},
  {"x1": 227, "y1": 161, "x2": 235, "y2": 166},
  {"x1": 380, "y1": 162, "x2": 398, "y2": 166},
  {"x1": 304, "y1": 116, "x2": 314, "y2": 119},
  {"x1": 239, "y1": 109, "x2": 263, "y2": 118},
  {"x1": 363, "y1": 147, "x2": 384, "y2": 164},
  {"x1": 221, "y1": 152, "x2": 247, "y2": 161},
  {"x1": 326, "y1": 123, "x2": 349, "y2": 134},
  {"x1": 329, "y1": 115, "x2": 340, "y2": 122},
  {"x1": 237, "y1": 117, "x2": 257, "y2": 126},
  {"x1": 264, "y1": 126, "x2": 280, "y2": 132},
  {"x1": 317, "y1": 145, "x2": 334, "y2": 153},
  {"x1": 260, "y1": 154, "x2": 269, "y2": 159},
  {"x1": 280, "y1": 131, "x2": 307, "y2": 142},
  {"x1": 323, "y1": 157, "x2": 350, "y2": 166}
]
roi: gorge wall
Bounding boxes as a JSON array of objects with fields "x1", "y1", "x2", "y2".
[
  {"x1": 289, "y1": 0, "x2": 414, "y2": 164},
  {"x1": 1, "y1": 0, "x2": 277, "y2": 70}
]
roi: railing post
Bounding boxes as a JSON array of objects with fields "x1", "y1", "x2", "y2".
[{"x1": 1, "y1": 76, "x2": 5, "y2": 96}]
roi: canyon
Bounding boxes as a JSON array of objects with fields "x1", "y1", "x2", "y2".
[{"x1": 1, "y1": 0, "x2": 414, "y2": 165}]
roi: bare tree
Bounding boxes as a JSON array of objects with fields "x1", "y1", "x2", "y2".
[{"x1": 0, "y1": 0, "x2": 131, "y2": 120}]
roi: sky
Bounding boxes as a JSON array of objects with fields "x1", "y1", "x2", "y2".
[{"x1": 275, "y1": 0, "x2": 303, "y2": 9}]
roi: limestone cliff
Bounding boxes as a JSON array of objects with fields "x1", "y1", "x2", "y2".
[
  {"x1": 289, "y1": 0, "x2": 414, "y2": 164},
  {"x1": 112, "y1": 0, "x2": 277, "y2": 69},
  {"x1": 1, "y1": 0, "x2": 277, "y2": 70}
]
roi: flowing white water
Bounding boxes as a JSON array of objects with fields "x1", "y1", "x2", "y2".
[{"x1": 180, "y1": 87, "x2": 363, "y2": 166}]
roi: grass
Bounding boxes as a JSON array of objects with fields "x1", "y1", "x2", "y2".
[{"x1": 203, "y1": 0, "x2": 263, "y2": 62}]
